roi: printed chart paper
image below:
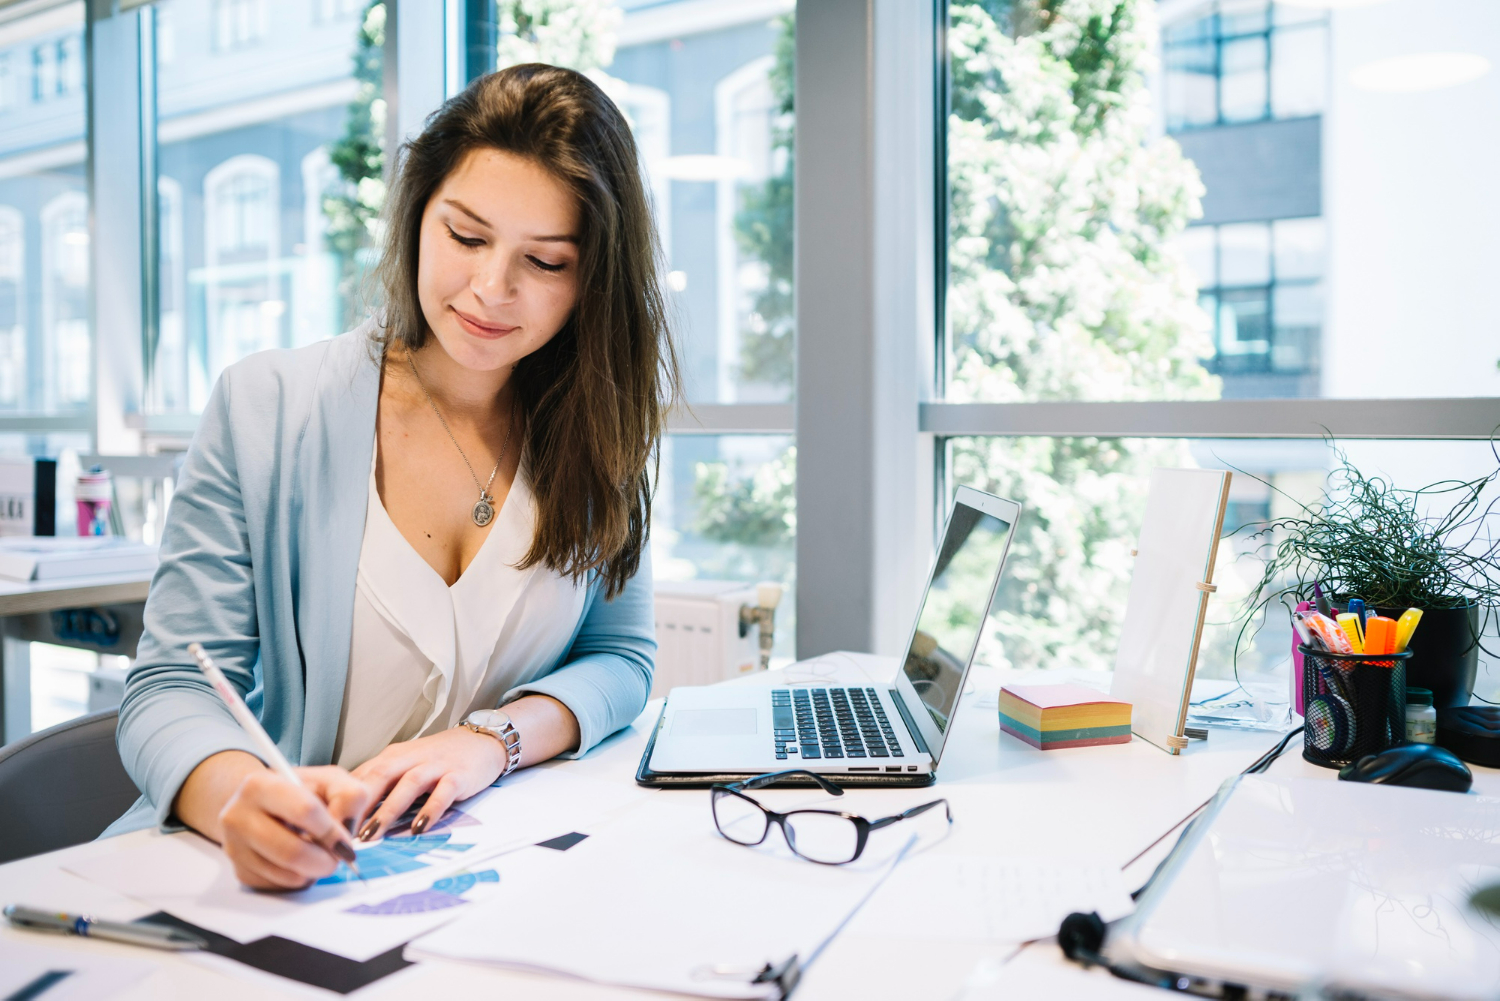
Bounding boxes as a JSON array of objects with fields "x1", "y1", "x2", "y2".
[{"x1": 65, "y1": 768, "x2": 650, "y2": 960}]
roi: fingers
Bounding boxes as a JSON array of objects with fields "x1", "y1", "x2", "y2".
[
  {"x1": 299, "y1": 766, "x2": 375, "y2": 838},
  {"x1": 357, "y1": 767, "x2": 438, "y2": 842},
  {"x1": 220, "y1": 771, "x2": 344, "y2": 887},
  {"x1": 411, "y1": 773, "x2": 463, "y2": 837}
]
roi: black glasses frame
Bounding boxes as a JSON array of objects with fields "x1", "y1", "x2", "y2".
[{"x1": 710, "y1": 769, "x2": 952, "y2": 865}]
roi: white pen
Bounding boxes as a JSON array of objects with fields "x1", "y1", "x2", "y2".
[{"x1": 187, "y1": 643, "x2": 362, "y2": 877}]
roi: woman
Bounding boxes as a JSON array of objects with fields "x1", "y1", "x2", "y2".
[{"x1": 107, "y1": 64, "x2": 676, "y2": 891}]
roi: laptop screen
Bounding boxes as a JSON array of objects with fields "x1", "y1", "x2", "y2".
[{"x1": 900, "y1": 500, "x2": 1015, "y2": 737}]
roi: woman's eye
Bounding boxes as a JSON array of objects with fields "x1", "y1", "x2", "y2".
[
  {"x1": 528, "y1": 256, "x2": 568, "y2": 273},
  {"x1": 446, "y1": 226, "x2": 484, "y2": 248}
]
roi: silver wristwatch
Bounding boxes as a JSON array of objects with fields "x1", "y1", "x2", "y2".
[{"x1": 460, "y1": 709, "x2": 522, "y2": 779}]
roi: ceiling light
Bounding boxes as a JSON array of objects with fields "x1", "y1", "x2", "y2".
[{"x1": 1351, "y1": 52, "x2": 1491, "y2": 93}]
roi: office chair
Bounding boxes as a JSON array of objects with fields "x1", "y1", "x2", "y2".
[{"x1": 0, "y1": 709, "x2": 141, "y2": 864}]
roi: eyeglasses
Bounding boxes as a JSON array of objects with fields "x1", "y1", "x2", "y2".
[{"x1": 710, "y1": 770, "x2": 952, "y2": 865}]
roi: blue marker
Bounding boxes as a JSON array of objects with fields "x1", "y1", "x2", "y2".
[{"x1": 1347, "y1": 598, "x2": 1367, "y2": 632}]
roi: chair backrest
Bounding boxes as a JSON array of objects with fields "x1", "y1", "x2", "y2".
[{"x1": 0, "y1": 709, "x2": 141, "y2": 865}]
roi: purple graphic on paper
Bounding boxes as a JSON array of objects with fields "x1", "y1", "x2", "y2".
[{"x1": 346, "y1": 869, "x2": 500, "y2": 916}]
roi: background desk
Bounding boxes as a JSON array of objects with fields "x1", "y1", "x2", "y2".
[
  {"x1": 0, "y1": 570, "x2": 153, "y2": 744},
  {"x1": 2, "y1": 655, "x2": 1495, "y2": 1000}
]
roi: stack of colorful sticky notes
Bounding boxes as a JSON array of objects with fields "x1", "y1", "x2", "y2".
[{"x1": 999, "y1": 684, "x2": 1132, "y2": 750}]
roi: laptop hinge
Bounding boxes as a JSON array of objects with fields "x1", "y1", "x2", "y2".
[{"x1": 888, "y1": 689, "x2": 931, "y2": 757}]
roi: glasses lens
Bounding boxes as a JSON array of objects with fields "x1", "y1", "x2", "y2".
[
  {"x1": 713, "y1": 790, "x2": 769, "y2": 845},
  {"x1": 783, "y1": 811, "x2": 860, "y2": 864}
]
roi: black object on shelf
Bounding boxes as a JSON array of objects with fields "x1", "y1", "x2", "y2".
[
  {"x1": 1437, "y1": 705, "x2": 1500, "y2": 769},
  {"x1": 1300, "y1": 645, "x2": 1410, "y2": 769}
]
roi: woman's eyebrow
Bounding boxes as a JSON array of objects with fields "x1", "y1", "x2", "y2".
[{"x1": 443, "y1": 198, "x2": 491, "y2": 228}]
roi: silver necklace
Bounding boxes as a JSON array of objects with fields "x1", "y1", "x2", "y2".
[{"x1": 405, "y1": 350, "x2": 517, "y2": 528}]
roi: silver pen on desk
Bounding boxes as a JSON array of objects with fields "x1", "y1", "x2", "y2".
[
  {"x1": 187, "y1": 643, "x2": 363, "y2": 879},
  {"x1": 4, "y1": 904, "x2": 208, "y2": 951}
]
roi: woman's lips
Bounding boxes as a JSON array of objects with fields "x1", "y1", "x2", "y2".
[{"x1": 451, "y1": 306, "x2": 518, "y2": 339}]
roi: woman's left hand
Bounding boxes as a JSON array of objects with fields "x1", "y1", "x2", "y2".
[{"x1": 351, "y1": 726, "x2": 507, "y2": 840}]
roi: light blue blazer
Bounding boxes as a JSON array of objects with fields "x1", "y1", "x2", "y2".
[{"x1": 106, "y1": 328, "x2": 656, "y2": 835}]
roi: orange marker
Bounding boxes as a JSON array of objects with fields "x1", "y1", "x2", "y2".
[{"x1": 1363, "y1": 615, "x2": 1396, "y2": 657}]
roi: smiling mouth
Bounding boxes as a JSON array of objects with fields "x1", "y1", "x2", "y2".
[{"x1": 451, "y1": 306, "x2": 518, "y2": 337}]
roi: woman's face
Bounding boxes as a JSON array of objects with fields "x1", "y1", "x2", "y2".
[{"x1": 416, "y1": 147, "x2": 582, "y2": 373}]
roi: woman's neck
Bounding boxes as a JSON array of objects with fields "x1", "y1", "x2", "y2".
[{"x1": 404, "y1": 339, "x2": 513, "y2": 420}]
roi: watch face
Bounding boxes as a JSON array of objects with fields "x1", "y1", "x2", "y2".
[{"x1": 468, "y1": 709, "x2": 511, "y2": 730}]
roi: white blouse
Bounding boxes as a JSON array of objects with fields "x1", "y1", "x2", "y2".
[{"x1": 332, "y1": 459, "x2": 590, "y2": 769}]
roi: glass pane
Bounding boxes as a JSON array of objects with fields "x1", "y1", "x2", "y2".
[
  {"x1": 0, "y1": 1, "x2": 89, "y2": 415},
  {"x1": 944, "y1": 436, "x2": 1500, "y2": 703},
  {"x1": 1272, "y1": 217, "x2": 1324, "y2": 281},
  {"x1": 150, "y1": 0, "x2": 378, "y2": 412},
  {"x1": 1220, "y1": 35, "x2": 1269, "y2": 123},
  {"x1": 599, "y1": 6, "x2": 796, "y2": 404},
  {"x1": 1271, "y1": 23, "x2": 1326, "y2": 118},
  {"x1": 1164, "y1": 35, "x2": 1217, "y2": 131},
  {"x1": 1177, "y1": 225, "x2": 1216, "y2": 288},
  {"x1": 946, "y1": 1, "x2": 1500, "y2": 404},
  {"x1": 1218, "y1": 222, "x2": 1271, "y2": 286},
  {"x1": 654, "y1": 434, "x2": 795, "y2": 658}
]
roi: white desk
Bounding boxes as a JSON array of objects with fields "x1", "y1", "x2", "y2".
[
  {"x1": 0, "y1": 570, "x2": 154, "y2": 743},
  {"x1": 2, "y1": 656, "x2": 1495, "y2": 1000}
]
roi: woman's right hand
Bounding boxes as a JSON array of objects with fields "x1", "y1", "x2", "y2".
[{"x1": 174, "y1": 750, "x2": 373, "y2": 890}]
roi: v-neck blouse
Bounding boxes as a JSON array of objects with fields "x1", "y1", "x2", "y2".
[{"x1": 332, "y1": 458, "x2": 589, "y2": 768}]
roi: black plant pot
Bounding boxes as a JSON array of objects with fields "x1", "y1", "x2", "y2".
[{"x1": 1375, "y1": 603, "x2": 1479, "y2": 709}]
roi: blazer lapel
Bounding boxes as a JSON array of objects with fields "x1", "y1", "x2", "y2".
[{"x1": 295, "y1": 328, "x2": 380, "y2": 765}]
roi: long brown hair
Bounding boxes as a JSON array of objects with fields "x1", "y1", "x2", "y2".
[{"x1": 374, "y1": 64, "x2": 678, "y2": 598}]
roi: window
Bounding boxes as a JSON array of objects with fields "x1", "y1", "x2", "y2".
[
  {"x1": 1163, "y1": 2, "x2": 1327, "y2": 132},
  {"x1": 40, "y1": 192, "x2": 89, "y2": 410},
  {"x1": 1180, "y1": 218, "x2": 1323, "y2": 397},
  {"x1": 151, "y1": 0, "x2": 381, "y2": 411},
  {"x1": 941, "y1": 0, "x2": 1500, "y2": 694},
  {"x1": 212, "y1": 0, "x2": 267, "y2": 50},
  {"x1": 0, "y1": 206, "x2": 23, "y2": 407}
]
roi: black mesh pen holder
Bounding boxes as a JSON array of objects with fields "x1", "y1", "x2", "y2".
[{"x1": 1300, "y1": 645, "x2": 1411, "y2": 768}]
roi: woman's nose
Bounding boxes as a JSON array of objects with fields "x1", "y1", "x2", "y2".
[{"x1": 473, "y1": 256, "x2": 519, "y2": 304}]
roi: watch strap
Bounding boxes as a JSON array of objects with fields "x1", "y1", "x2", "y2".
[{"x1": 462, "y1": 715, "x2": 521, "y2": 778}]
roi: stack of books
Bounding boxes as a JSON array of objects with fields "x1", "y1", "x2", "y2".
[
  {"x1": 0, "y1": 537, "x2": 158, "y2": 582},
  {"x1": 999, "y1": 683, "x2": 1132, "y2": 750}
]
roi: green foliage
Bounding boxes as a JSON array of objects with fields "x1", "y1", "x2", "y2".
[
  {"x1": 946, "y1": 0, "x2": 1215, "y2": 671},
  {"x1": 691, "y1": 446, "x2": 797, "y2": 550},
  {"x1": 1243, "y1": 450, "x2": 1500, "y2": 615},
  {"x1": 732, "y1": 14, "x2": 795, "y2": 389}
]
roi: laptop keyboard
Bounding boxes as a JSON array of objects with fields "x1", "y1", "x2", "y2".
[{"x1": 770, "y1": 687, "x2": 904, "y2": 761}]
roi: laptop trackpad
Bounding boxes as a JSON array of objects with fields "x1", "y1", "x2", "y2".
[{"x1": 671, "y1": 708, "x2": 758, "y2": 737}]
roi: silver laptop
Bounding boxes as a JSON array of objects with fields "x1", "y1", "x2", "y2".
[{"x1": 648, "y1": 486, "x2": 1020, "y2": 779}]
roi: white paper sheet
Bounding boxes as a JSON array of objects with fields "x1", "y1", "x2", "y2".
[
  {"x1": 0, "y1": 940, "x2": 154, "y2": 1001},
  {"x1": 846, "y1": 853, "x2": 1134, "y2": 945},
  {"x1": 65, "y1": 768, "x2": 653, "y2": 960},
  {"x1": 408, "y1": 797, "x2": 926, "y2": 999}
]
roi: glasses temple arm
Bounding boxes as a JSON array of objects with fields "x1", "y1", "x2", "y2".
[{"x1": 867, "y1": 798, "x2": 951, "y2": 831}]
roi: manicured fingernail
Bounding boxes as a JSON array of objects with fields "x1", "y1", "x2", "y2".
[
  {"x1": 410, "y1": 815, "x2": 429, "y2": 836},
  {"x1": 357, "y1": 819, "x2": 380, "y2": 841},
  {"x1": 333, "y1": 840, "x2": 358, "y2": 865}
]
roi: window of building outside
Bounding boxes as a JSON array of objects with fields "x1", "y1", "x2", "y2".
[
  {"x1": 149, "y1": 0, "x2": 373, "y2": 413},
  {"x1": 1163, "y1": 1, "x2": 1326, "y2": 131},
  {"x1": 0, "y1": 1, "x2": 89, "y2": 418},
  {"x1": 943, "y1": 0, "x2": 1500, "y2": 700},
  {"x1": 497, "y1": 0, "x2": 797, "y2": 656}
]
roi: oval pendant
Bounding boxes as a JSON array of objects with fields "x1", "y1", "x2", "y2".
[{"x1": 472, "y1": 496, "x2": 495, "y2": 528}]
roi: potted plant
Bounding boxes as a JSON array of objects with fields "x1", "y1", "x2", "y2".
[{"x1": 1237, "y1": 449, "x2": 1500, "y2": 709}]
